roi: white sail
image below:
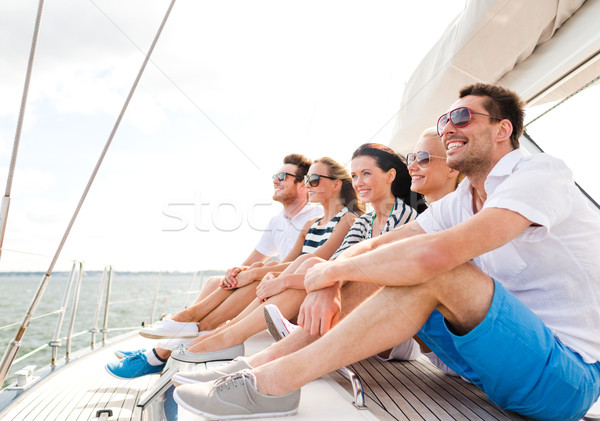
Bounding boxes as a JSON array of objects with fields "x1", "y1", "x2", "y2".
[{"x1": 390, "y1": 0, "x2": 600, "y2": 153}]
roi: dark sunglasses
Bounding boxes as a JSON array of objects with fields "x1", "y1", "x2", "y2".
[
  {"x1": 272, "y1": 171, "x2": 301, "y2": 182},
  {"x1": 436, "y1": 106, "x2": 503, "y2": 136},
  {"x1": 304, "y1": 174, "x2": 337, "y2": 187},
  {"x1": 406, "y1": 151, "x2": 446, "y2": 168}
]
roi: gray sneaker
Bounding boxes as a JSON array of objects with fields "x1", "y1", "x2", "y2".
[
  {"x1": 171, "y1": 343, "x2": 244, "y2": 363},
  {"x1": 173, "y1": 370, "x2": 300, "y2": 419},
  {"x1": 172, "y1": 357, "x2": 251, "y2": 386}
]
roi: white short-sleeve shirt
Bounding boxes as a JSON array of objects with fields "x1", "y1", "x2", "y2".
[
  {"x1": 417, "y1": 149, "x2": 600, "y2": 363},
  {"x1": 254, "y1": 202, "x2": 323, "y2": 260}
]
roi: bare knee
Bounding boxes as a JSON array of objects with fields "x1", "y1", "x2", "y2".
[
  {"x1": 427, "y1": 262, "x2": 494, "y2": 335},
  {"x1": 195, "y1": 276, "x2": 223, "y2": 303},
  {"x1": 296, "y1": 255, "x2": 326, "y2": 273},
  {"x1": 203, "y1": 276, "x2": 222, "y2": 292}
]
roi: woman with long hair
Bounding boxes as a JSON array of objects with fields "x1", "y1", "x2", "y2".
[
  {"x1": 170, "y1": 143, "x2": 422, "y2": 364},
  {"x1": 171, "y1": 134, "x2": 462, "y2": 387},
  {"x1": 107, "y1": 156, "x2": 361, "y2": 378}
]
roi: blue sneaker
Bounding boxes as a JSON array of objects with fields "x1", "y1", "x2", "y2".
[
  {"x1": 106, "y1": 353, "x2": 164, "y2": 379},
  {"x1": 114, "y1": 348, "x2": 146, "y2": 359}
]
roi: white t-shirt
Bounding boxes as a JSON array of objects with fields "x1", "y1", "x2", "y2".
[
  {"x1": 254, "y1": 202, "x2": 323, "y2": 260},
  {"x1": 417, "y1": 149, "x2": 600, "y2": 363}
]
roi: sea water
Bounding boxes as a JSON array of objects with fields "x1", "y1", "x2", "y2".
[{"x1": 0, "y1": 271, "x2": 221, "y2": 387}]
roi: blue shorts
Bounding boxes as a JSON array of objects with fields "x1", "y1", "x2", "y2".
[{"x1": 417, "y1": 279, "x2": 600, "y2": 421}]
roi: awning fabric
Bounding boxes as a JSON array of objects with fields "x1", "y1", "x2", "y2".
[{"x1": 390, "y1": 0, "x2": 597, "y2": 153}]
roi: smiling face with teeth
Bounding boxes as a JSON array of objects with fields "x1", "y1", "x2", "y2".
[
  {"x1": 409, "y1": 133, "x2": 460, "y2": 203},
  {"x1": 439, "y1": 95, "x2": 498, "y2": 177},
  {"x1": 350, "y1": 155, "x2": 395, "y2": 206}
]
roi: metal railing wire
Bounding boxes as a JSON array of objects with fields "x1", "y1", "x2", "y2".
[
  {"x1": 0, "y1": 0, "x2": 177, "y2": 387},
  {"x1": 1, "y1": 267, "x2": 212, "y2": 387}
]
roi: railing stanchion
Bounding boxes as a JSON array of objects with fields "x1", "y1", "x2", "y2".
[
  {"x1": 66, "y1": 262, "x2": 84, "y2": 361},
  {"x1": 101, "y1": 266, "x2": 113, "y2": 345},
  {"x1": 90, "y1": 266, "x2": 108, "y2": 349},
  {"x1": 49, "y1": 261, "x2": 78, "y2": 367}
]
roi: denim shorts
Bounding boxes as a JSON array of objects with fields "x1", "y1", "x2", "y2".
[{"x1": 417, "y1": 279, "x2": 600, "y2": 421}]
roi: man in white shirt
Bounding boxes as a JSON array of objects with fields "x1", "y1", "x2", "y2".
[
  {"x1": 158, "y1": 153, "x2": 321, "y2": 322},
  {"x1": 106, "y1": 154, "x2": 321, "y2": 379},
  {"x1": 175, "y1": 84, "x2": 600, "y2": 421}
]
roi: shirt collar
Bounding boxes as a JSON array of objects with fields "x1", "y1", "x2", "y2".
[
  {"x1": 484, "y1": 148, "x2": 526, "y2": 196},
  {"x1": 286, "y1": 201, "x2": 320, "y2": 221},
  {"x1": 451, "y1": 148, "x2": 526, "y2": 213}
]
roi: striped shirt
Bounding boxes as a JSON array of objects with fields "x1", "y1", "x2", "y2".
[
  {"x1": 302, "y1": 207, "x2": 349, "y2": 254},
  {"x1": 331, "y1": 197, "x2": 417, "y2": 260}
]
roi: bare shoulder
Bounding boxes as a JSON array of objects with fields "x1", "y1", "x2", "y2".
[
  {"x1": 302, "y1": 217, "x2": 319, "y2": 230},
  {"x1": 341, "y1": 212, "x2": 358, "y2": 225}
]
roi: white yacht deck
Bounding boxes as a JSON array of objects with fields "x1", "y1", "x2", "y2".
[{"x1": 3, "y1": 330, "x2": 598, "y2": 420}]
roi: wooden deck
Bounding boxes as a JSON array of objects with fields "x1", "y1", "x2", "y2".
[
  {"x1": 1, "y1": 336, "x2": 160, "y2": 421},
  {"x1": 2, "y1": 330, "x2": 597, "y2": 420},
  {"x1": 331, "y1": 356, "x2": 527, "y2": 420}
]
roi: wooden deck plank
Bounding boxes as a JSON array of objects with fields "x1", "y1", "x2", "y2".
[
  {"x1": 11, "y1": 363, "x2": 77, "y2": 420},
  {"x1": 404, "y1": 358, "x2": 499, "y2": 420},
  {"x1": 119, "y1": 374, "x2": 156, "y2": 420},
  {"x1": 362, "y1": 357, "x2": 470, "y2": 421},
  {"x1": 332, "y1": 356, "x2": 529, "y2": 421},
  {"x1": 38, "y1": 359, "x2": 100, "y2": 420},
  {"x1": 406, "y1": 357, "x2": 526, "y2": 420},
  {"x1": 64, "y1": 372, "x2": 115, "y2": 421},
  {"x1": 1, "y1": 329, "x2": 538, "y2": 421},
  {"x1": 383, "y1": 357, "x2": 488, "y2": 421},
  {"x1": 0, "y1": 378, "x2": 51, "y2": 420},
  {"x1": 352, "y1": 359, "x2": 429, "y2": 420}
]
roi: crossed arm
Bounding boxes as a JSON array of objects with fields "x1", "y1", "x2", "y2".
[{"x1": 299, "y1": 208, "x2": 532, "y2": 334}]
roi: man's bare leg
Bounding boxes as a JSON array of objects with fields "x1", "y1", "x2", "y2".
[
  {"x1": 246, "y1": 278, "x2": 382, "y2": 367},
  {"x1": 252, "y1": 262, "x2": 494, "y2": 395}
]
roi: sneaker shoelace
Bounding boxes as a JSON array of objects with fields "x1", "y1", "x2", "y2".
[
  {"x1": 127, "y1": 353, "x2": 144, "y2": 362},
  {"x1": 214, "y1": 371, "x2": 254, "y2": 391}
]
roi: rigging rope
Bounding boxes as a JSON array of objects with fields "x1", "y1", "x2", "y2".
[
  {"x1": 525, "y1": 74, "x2": 600, "y2": 128},
  {"x1": 0, "y1": 0, "x2": 178, "y2": 387},
  {"x1": 0, "y1": 0, "x2": 45, "y2": 261}
]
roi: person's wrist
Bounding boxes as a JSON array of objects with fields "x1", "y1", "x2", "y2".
[{"x1": 323, "y1": 262, "x2": 341, "y2": 285}]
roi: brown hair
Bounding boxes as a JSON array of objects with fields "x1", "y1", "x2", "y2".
[
  {"x1": 459, "y1": 83, "x2": 525, "y2": 149},
  {"x1": 352, "y1": 143, "x2": 426, "y2": 213},
  {"x1": 314, "y1": 157, "x2": 365, "y2": 216},
  {"x1": 283, "y1": 154, "x2": 312, "y2": 182}
]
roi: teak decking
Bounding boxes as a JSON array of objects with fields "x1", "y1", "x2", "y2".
[{"x1": 2, "y1": 331, "x2": 533, "y2": 420}]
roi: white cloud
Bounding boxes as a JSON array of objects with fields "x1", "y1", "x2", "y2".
[{"x1": 0, "y1": 0, "x2": 466, "y2": 271}]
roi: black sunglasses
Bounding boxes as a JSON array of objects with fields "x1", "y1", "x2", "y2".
[
  {"x1": 304, "y1": 174, "x2": 337, "y2": 187},
  {"x1": 406, "y1": 151, "x2": 446, "y2": 168},
  {"x1": 272, "y1": 171, "x2": 301, "y2": 182},
  {"x1": 437, "y1": 106, "x2": 503, "y2": 136}
]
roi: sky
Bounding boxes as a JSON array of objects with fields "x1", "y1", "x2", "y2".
[
  {"x1": 0, "y1": 0, "x2": 469, "y2": 272},
  {"x1": 3, "y1": 1, "x2": 598, "y2": 274}
]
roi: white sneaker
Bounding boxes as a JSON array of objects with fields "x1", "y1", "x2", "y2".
[
  {"x1": 157, "y1": 330, "x2": 213, "y2": 349},
  {"x1": 264, "y1": 304, "x2": 297, "y2": 342},
  {"x1": 139, "y1": 319, "x2": 198, "y2": 339}
]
